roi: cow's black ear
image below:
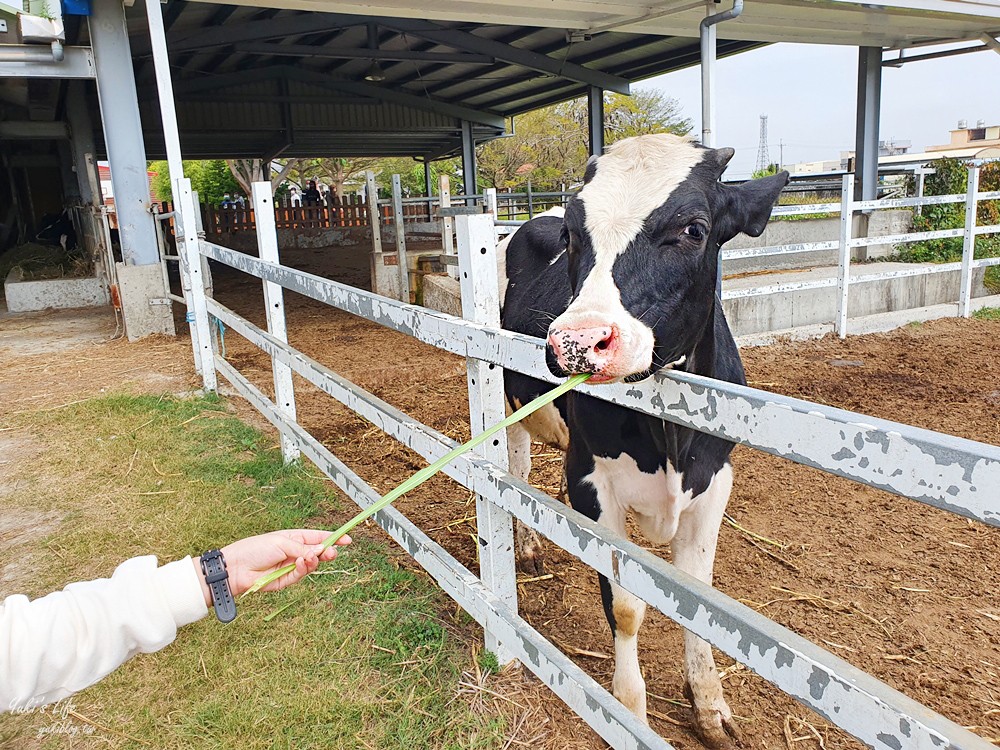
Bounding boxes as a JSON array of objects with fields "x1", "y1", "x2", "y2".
[
  {"x1": 711, "y1": 147, "x2": 735, "y2": 172},
  {"x1": 583, "y1": 156, "x2": 598, "y2": 184},
  {"x1": 715, "y1": 170, "x2": 790, "y2": 245}
]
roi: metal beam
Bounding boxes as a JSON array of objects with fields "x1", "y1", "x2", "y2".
[
  {"x1": 168, "y1": 66, "x2": 287, "y2": 96},
  {"x1": 281, "y1": 65, "x2": 505, "y2": 129},
  {"x1": 0, "y1": 46, "x2": 95, "y2": 78},
  {"x1": 129, "y1": 13, "x2": 364, "y2": 56},
  {"x1": 90, "y1": 0, "x2": 159, "y2": 266},
  {"x1": 983, "y1": 33, "x2": 1000, "y2": 54},
  {"x1": 587, "y1": 86, "x2": 604, "y2": 157},
  {"x1": 234, "y1": 41, "x2": 494, "y2": 64},
  {"x1": 0, "y1": 121, "x2": 69, "y2": 138},
  {"x1": 376, "y1": 18, "x2": 631, "y2": 94},
  {"x1": 66, "y1": 81, "x2": 100, "y2": 206},
  {"x1": 854, "y1": 46, "x2": 882, "y2": 202},
  {"x1": 882, "y1": 40, "x2": 994, "y2": 65},
  {"x1": 460, "y1": 119, "x2": 477, "y2": 203},
  {"x1": 177, "y1": 93, "x2": 377, "y2": 104}
]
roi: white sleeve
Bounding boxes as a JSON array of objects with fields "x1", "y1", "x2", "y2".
[{"x1": 0, "y1": 555, "x2": 209, "y2": 712}]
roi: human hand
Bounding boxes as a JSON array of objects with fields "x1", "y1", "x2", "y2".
[{"x1": 193, "y1": 530, "x2": 351, "y2": 605}]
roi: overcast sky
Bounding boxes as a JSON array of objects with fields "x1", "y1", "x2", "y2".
[{"x1": 642, "y1": 42, "x2": 1000, "y2": 180}]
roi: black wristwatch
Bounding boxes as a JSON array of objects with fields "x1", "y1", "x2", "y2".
[{"x1": 199, "y1": 549, "x2": 237, "y2": 623}]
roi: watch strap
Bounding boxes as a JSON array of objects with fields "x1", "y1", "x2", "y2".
[{"x1": 199, "y1": 549, "x2": 236, "y2": 623}]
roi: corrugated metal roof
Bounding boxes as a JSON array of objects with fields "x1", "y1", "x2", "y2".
[
  {"x1": 108, "y1": 1, "x2": 761, "y2": 159},
  {"x1": 96, "y1": 0, "x2": 999, "y2": 159}
]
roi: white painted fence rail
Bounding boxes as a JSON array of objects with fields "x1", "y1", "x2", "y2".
[
  {"x1": 720, "y1": 166, "x2": 1000, "y2": 337},
  {"x1": 177, "y1": 180, "x2": 1000, "y2": 750}
]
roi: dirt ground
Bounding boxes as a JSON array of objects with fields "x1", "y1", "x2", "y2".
[{"x1": 2, "y1": 245, "x2": 999, "y2": 750}]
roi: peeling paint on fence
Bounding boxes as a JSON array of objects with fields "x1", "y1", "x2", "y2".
[
  {"x1": 206, "y1": 304, "x2": 996, "y2": 750},
  {"x1": 200, "y1": 241, "x2": 1000, "y2": 529}
]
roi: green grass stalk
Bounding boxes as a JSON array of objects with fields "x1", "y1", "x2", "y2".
[{"x1": 245, "y1": 373, "x2": 591, "y2": 595}]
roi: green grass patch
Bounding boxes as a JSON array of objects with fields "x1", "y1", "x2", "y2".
[
  {"x1": 1, "y1": 393, "x2": 506, "y2": 749},
  {"x1": 973, "y1": 307, "x2": 1000, "y2": 321}
]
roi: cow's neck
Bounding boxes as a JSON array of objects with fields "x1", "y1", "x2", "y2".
[{"x1": 677, "y1": 295, "x2": 721, "y2": 380}]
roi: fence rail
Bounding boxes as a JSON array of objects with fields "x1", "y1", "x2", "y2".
[
  {"x1": 171, "y1": 178, "x2": 1000, "y2": 750},
  {"x1": 721, "y1": 166, "x2": 1000, "y2": 336}
]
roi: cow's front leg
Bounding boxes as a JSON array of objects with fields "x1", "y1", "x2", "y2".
[
  {"x1": 568, "y1": 449, "x2": 648, "y2": 721},
  {"x1": 506, "y1": 420, "x2": 545, "y2": 575},
  {"x1": 672, "y1": 464, "x2": 739, "y2": 750}
]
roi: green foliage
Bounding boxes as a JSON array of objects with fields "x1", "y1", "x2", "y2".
[
  {"x1": 972, "y1": 306, "x2": 1000, "y2": 321},
  {"x1": 147, "y1": 160, "x2": 243, "y2": 205},
  {"x1": 477, "y1": 88, "x2": 691, "y2": 192},
  {"x1": 899, "y1": 157, "x2": 1000, "y2": 264},
  {"x1": 752, "y1": 163, "x2": 780, "y2": 179}
]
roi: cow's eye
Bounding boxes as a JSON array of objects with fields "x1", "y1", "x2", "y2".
[{"x1": 683, "y1": 222, "x2": 707, "y2": 241}]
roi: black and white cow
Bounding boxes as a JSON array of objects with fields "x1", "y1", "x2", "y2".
[{"x1": 501, "y1": 134, "x2": 788, "y2": 748}]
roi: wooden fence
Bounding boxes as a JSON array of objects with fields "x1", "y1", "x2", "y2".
[{"x1": 154, "y1": 196, "x2": 435, "y2": 236}]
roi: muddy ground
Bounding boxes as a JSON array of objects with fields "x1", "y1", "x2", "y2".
[{"x1": 3, "y1": 242, "x2": 998, "y2": 750}]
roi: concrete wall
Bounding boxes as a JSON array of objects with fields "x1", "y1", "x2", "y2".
[
  {"x1": 722, "y1": 209, "x2": 912, "y2": 275},
  {"x1": 724, "y1": 266, "x2": 990, "y2": 337},
  {"x1": 4, "y1": 269, "x2": 111, "y2": 312}
]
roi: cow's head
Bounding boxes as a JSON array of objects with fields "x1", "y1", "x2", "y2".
[{"x1": 546, "y1": 134, "x2": 788, "y2": 383}]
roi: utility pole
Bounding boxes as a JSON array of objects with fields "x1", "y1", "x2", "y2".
[{"x1": 756, "y1": 114, "x2": 770, "y2": 173}]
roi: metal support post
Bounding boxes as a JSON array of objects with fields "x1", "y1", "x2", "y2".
[
  {"x1": 587, "y1": 86, "x2": 604, "y2": 157},
  {"x1": 836, "y1": 174, "x2": 855, "y2": 338},
  {"x1": 527, "y1": 178, "x2": 534, "y2": 219},
  {"x1": 915, "y1": 170, "x2": 926, "y2": 215},
  {"x1": 455, "y1": 210, "x2": 517, "y2": 663},
  {"x1": 461, "y1": 120, "x2": 477, "y2": 205},
  {"x1": 90, "y1": 0, "x2": 158, "y2": 266},
  {"x1": 854, "y1": 46, "x2": 881, "y2": 204},
  {"x1": 700, "y1": 10, "x2": 716, "y2": 147},
  {"x1": 176, "y1": 177, "x2": 217, "y2": 391},
  {"x1": 423, "y1": 161, "x2": 433, "y2": 221},
  {"x1": 66, "y1": 81, "x2": 102, "y2": 258},
  {"x1": 365, "y1": 170, "x2": 383, "y2": 254},
  {"x1": 959, "y1": 165, "x2": 980, "y2": 318},
  {"x1": 391, "y1": 174, "x2": 410, "y2": 302},
  {"x1": 253, "y1": 181, "x2": 300, "y2": 462}
]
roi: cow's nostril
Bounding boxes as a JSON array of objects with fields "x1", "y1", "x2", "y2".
[{"x1": 594, "y1": 328, "x2": 615, "y2": 352}]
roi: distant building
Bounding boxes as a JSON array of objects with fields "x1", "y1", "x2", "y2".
[
  {"x1": 925, "y1": 120, "x2": 1000, "y2": 158},
  {"x1": 787, "y1": 139, "x2": 912, "y2": 175}
]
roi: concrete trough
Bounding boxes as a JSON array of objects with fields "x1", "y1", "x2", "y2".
[{"x1": 4, "y1": 267, "x2": 110, "y2": 312}]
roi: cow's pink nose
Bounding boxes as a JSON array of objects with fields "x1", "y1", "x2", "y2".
[{"x1": 548, "y1": 326, "x2": 619, "y2": 373}]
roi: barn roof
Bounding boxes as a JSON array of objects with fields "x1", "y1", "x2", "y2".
[{"x1": 109, "y1": 1, "x2": 765, "y2": 160}]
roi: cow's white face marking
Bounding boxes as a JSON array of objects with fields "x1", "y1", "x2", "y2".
[{"x1": 550, "y1": 135, "x2": 707, "y2": 381}]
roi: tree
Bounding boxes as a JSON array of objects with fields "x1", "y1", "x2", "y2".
[
  {"x1": 146, "y1": 159, "x2": 241, "y2": 205},
  {"x1": 294, "y1": 157, "x2": 380, "y2": 200},
  {"x1": 225, "y1": 158, "x2": 302, "y2": 198},
  {"x1": 477, "y1": 88, "x2": 692, "y2": 192}
]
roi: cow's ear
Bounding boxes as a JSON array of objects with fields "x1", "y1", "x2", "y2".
[
  {"x1": 583, "y1": 156, "x2": 599, "y2": 184},
  {"x1": 715, "y1": 170, "x2": 790, "y2": 244}
]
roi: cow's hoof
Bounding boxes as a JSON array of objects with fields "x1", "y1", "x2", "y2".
[
  {"x1": 683, "y1": 682, "x2": 742, "y2": 750},
  {"x1": 692, "y1": 708, "x2": 742, "y2": 750},
  {"x1": 517, "y1": 551, "x2": 545, "y2": 577}
]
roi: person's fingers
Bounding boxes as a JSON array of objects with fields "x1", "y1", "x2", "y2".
[
  {"x1": 281, "y1": 529, "x2": 335, "y2": 546},
  {"x1": 271, "y1": 534, "x2": 318, "y2": 565}
]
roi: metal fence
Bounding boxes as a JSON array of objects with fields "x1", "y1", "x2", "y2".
[
  {"x1": 720, "y1": 167, "x2": 1000, "y2": 336},
  {"x1": 170, "y1": 175, "x2": 999, "y2": 750}
]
